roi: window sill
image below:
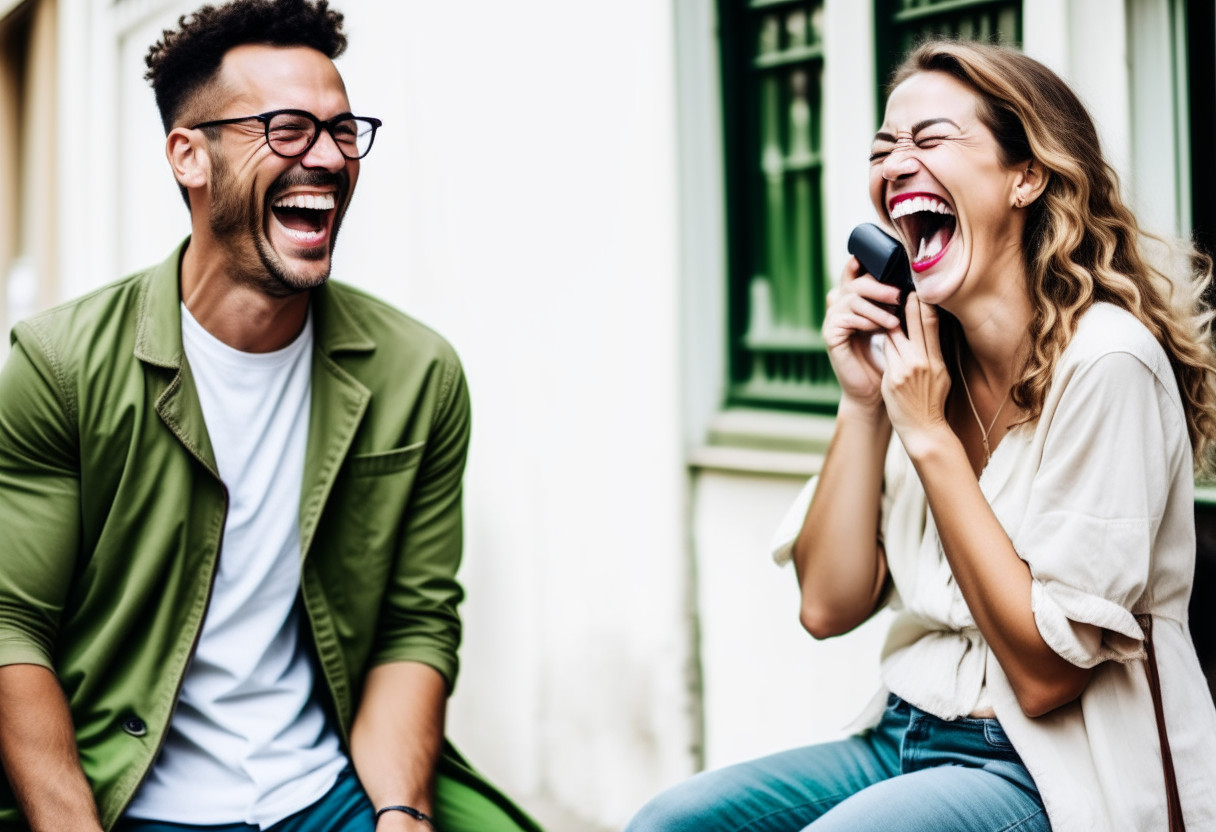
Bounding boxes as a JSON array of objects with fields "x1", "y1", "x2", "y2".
[{"x1": 688, "y1": 408, "x2": 835, "y2": 477}]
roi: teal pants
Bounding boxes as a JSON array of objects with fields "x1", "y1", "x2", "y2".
[
  {"x1": 116, "y1": 744, "x2": 543, "y2": 832},
  {"x1": 625, "y1": 696, "x2": 1049, "y2": 832}
]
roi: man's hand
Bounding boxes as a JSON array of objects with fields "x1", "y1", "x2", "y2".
[
  {"x1": 0, "y1": 664, "x2": 104, "y2": 832},
  {"x1": 351, "y1": 661, "x2": 447, "y2": 826}
]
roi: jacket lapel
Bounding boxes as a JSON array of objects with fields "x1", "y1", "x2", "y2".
[
  {"x1": 134, "y1": 239, "x2": 219, "y2": 478},
  {"x1": 134, "y1": 241, "x2": 375, "y2": 554},
  {"x1": 298, "y1": 281, "x2": 376, "y2": 561}
]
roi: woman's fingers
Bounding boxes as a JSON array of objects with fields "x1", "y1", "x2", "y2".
[
  {"x1": 826, "y1": 285, "x2": 902, "y2": 338},
  {"x1": 921, "y1": 300, "x2": 945, "y2": 365},
  {"x1": 850, "y1": 274, "x2": 902, "y2": 306},
  {"x1": 840, "y1": 255, "x2": 864, "y2": 285},
  {"x1": 850, "y1": 297, "x2": 901, "y2": 332},
  {"x1": 905, "y1": 293, "x2": 924, "y2": 347}
]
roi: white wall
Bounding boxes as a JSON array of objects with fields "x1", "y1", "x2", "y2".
[
  {"x1": 333, "y1": 5, "x2": 697, "y2": 826},
  {"x1": 1023, "y1": 0, "x2": 1133, "y2": 190},
  {"x1": 693, "y1": 470, "x2": 892, "y2": 770}
]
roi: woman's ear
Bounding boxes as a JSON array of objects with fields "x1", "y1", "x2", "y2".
[
  {"x1": 1012, "y1": 159, "x2": 1049, "y2": 208},
  {"x1": 166, "y1": 128, "x2": 210, "y2": 204}
]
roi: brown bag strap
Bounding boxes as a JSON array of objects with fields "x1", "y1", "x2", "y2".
[{"x1": 1136, "y1": 613, "x2": 1186, "y2": 832}]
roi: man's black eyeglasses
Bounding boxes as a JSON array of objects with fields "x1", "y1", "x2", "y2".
[{"x1": 190, "y1": 109, "x2": 382, "y2": 160}]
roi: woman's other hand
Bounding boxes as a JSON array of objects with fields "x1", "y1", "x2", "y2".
[
  {"x1": 882, "y1": 293, "x2": 953, "y2": 459},
  {"x1": 824, "y1": 256, "x2": 904, "y2": 412}
]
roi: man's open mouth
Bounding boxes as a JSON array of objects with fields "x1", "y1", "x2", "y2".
[
  {"x1": 890, "y1": 193, "x2": 956, "y2": 273},
  {"x1": 270, "y1": 192, "x2": 337, "y2": 247}
]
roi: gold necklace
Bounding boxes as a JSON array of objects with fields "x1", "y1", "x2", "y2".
[{"x1": 956, "y1": 348, "x2": 1011, "y2": 464}]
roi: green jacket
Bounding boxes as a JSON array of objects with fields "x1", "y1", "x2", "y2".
[{"x1": 0, "y1": 241, "x2": 469, "y2": 829}]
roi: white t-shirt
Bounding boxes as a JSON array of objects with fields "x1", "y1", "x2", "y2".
[
  {"x1": 125, "y1": 305, "x2": 348, "y2": 828},
  {"x1": 772, "y1": 303, "x2": 1216, "y2": 831}
]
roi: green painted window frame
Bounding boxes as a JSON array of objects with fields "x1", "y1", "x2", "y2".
[
  {"x1": 874, "y1": 0, "x2": 1022, "y2": 112},
  {"x1": 719, "y1": 0, "x2": 838, "y2": 414}
]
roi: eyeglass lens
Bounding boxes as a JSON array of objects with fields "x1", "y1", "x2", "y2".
[{"x1": 268, "y1": 113, "x2": 377, "y2": 159}]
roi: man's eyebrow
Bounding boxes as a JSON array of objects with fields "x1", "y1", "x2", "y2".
[{"x1": 873, "y1": 118, "x2": 961, "y2": 144}]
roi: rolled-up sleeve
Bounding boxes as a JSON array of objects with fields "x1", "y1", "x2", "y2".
[
  {"x1": 771, "y1": 475, "x2": 818, "y2": 566},
  {"x1": 0, "y1": 326, "x2": 81, "y2": 670},
  {"x1": 369, "y1": 356, "x2": 470, "y2": 691},
  {"x1": 1017, "y1": 351, "x2": 1182, "y2": 668}
]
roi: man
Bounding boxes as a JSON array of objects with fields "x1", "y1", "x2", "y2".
[{"x1": 0, "y1": 2, "x2": 540, "y2": 831}]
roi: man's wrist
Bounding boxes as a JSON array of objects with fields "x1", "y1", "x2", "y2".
[{"x1": 374, "y1": 803, "x2": 435, "y2": 829}]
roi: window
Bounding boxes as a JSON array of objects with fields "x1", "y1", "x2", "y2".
[
  {"x1": 719, "y1": 0, "x2": 837, "y2": 411},
  {"x1": 875, "y1": 0, "x2": 1021, "y2": 106}
]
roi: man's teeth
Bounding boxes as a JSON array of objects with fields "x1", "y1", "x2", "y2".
[
  {"x1": 281, "y1": 226, "x2": 325, "y2": 242},
  {"x1": 273, "y1": 193, "x2": 336, "y2": 210},
  {"x1": 890, "y1": 195, "x2": 954, "y2": 220}
]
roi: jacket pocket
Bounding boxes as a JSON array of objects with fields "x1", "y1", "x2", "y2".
[{"x1": 349, "y1": 441, "x2": 426, "y2": 477}]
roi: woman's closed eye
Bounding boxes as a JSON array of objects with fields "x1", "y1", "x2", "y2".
[{"x1": 913, "y1": 133, "x2": 953, "y2": 149}]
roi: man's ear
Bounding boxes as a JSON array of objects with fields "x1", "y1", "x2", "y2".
[
  {"x1": 166, "y1": 127, "x2": 211, "y2": 201},
  {"x1": 1012, "y1": 159, "x2": 1049, "y2": 209}
]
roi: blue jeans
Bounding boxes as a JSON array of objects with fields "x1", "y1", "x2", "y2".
[
  {"x1": 626, "y1": 696, "x2": 1049, "y2": 832},
  {"x1": 115, "y1": 768, "x2": 374, "y2": 832}
]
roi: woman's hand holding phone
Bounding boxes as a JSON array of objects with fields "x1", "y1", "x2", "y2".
[
  {"x1": 823, "y1": 256, "x2": 904, "y2": 413},
  {"x1": 879, "y1": 294, "x2": 953, "y2": 460}
]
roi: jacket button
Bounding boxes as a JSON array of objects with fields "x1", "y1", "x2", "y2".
[{"x1": 122, "y1": 717, "x2": 147, "y2": 737}]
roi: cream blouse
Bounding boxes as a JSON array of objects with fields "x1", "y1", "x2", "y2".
[{"x1": 772, "y1": 303, "x2": 1216, "y2": 831}]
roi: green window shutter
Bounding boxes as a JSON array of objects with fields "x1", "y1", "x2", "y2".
[
  {"x1": 875, "y1": 0, "x2": 1022, "y2": 111},
  {"x1": 720, "y1": 0, "x2": 838, "y2": 412}
]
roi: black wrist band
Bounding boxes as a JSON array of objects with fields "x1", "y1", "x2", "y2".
[{"x1": 375, "y1": 805, "x2": 436, "y2": 828}]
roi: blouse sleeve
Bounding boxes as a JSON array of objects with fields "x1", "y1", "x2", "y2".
[
  {"x1": 1017, "y1": 351, "x2": 1186, "y2": 668},
  {"x1": 771, "y1": 475, "x2": 818, "y2": 565}
]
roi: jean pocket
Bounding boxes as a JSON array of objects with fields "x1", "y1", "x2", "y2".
[{"x1": 983, "y1": 720, "x2": 1015, "y2": 751}]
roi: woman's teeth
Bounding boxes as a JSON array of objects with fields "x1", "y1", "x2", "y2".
[
  {"x1": 916, "y1": 234, "x2": 945, "y2": 261},
  {"x1": 890, "y1": 195, "x2": 953, "y2": 220}
]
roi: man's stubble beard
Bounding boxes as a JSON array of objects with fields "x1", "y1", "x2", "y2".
[{"x1": 208, "y1": 150, "x2": 350, "y2": 298}]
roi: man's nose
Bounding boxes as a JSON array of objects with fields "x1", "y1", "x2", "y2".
[{"x1": 301, "y1": 128, "x2": 346, "y2": 172}]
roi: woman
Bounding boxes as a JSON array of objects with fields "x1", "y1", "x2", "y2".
[{"x1": 627, "y1": 40, "x2": 1216, "y2": 832}]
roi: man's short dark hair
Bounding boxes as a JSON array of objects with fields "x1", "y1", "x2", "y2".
[{"x1": 144, "y1": 0, "x2": 347, "y2": 134}]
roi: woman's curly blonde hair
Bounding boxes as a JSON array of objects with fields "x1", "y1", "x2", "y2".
[{"x1": 890, "y1": 40, "x2": 1216, "y2": 473}]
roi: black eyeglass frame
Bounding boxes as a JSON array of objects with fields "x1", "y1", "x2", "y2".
[{"x1": 189, "y1": 109, "x2": 383, "y2": 160}]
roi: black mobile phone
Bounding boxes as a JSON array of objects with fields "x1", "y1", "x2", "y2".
[{"x1": 847, "y1": 223, "x2": 913, "y2": 335}]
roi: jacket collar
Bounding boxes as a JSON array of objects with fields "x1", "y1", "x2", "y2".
[
  {"x1": 133, "y1": 240, "x2": 189, "y2": 370},
  {"x1": 134, "y1": 238, "x2": 378, "y2": 367},
  {"x1": 133, "y1": 238, "x2": 378, "y2": 488}
]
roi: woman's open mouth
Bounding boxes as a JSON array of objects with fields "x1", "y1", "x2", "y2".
[
  {"x1": 890, "y1": 193, "x2": 956, "y2": 273},
  {"x1": 269, "y1": 191, "x2": 337, "y2": 249}
]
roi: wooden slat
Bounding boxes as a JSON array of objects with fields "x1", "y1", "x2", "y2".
[
  {"x1": 894, "y1": 0, "x2": 1010, "y2": 25},
  {"x1": 754, "y1": 44, "x2": 824, "y2": 69}
]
